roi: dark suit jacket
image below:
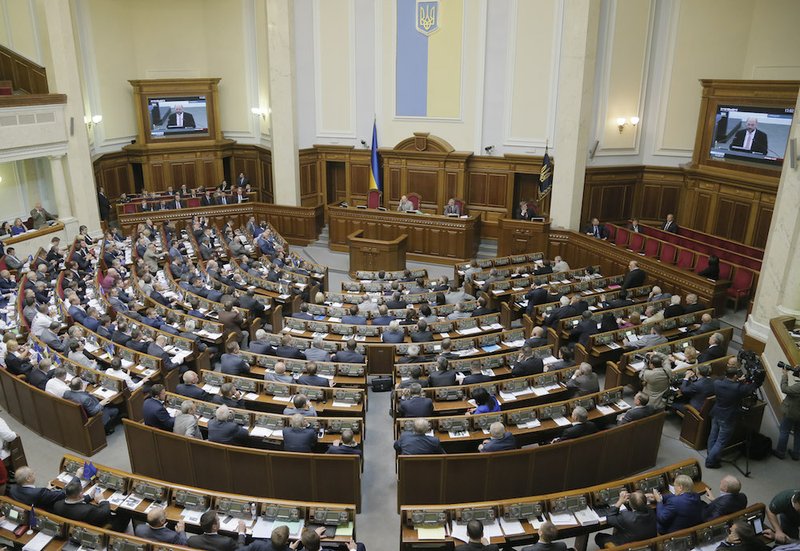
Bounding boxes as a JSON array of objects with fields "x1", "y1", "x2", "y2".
[
  {"x1": 394, "y1": 432, "x2": 444, "y2": 455},
  {"x1": 220, "y1": 353, "x2": 250, "y2": 375},
  {"x1": 297, "y1": 374, "x2": 330, "y2": 387},
  {"x1": 207, "y1": 419, "x2": 249, "y2": 445},
  {"x1": 457, "y1": 543, "x2": 500, "y2": 551},
  {"x1": 710, "y1": 378, "x2": 759, "y2": 422},
  {"x1": 521, "y1": 543, "x2": 567, "y2": 551},
  {"x1": 604, "y1": 507, "x2": 657, "y2": 545},
  {"x1": 663, "y1": 304, "x2": 685, "y2": 319},
  {"x1": 186, "y1": 532, "x2": 244, "y2": 551},
  {"x1": 584, "y1": 224, "x2": 608, "y2": 239},
  {"x1": 621, "y1": 268, "x2": 646, "y2": 290},
  {"x1": 662, "y1": 220, "x2": 679, "y2": 233},
  {"x1": 134, "y1": 524, "x2": 188, "y2": 545},
  {"x1": 511, "y1": 357, "x2": 544, "y2": 377},
  {"x1": 618, "y1": 405, "x2": 653, "y2": 424},
  {"x1": 410, "y1": 330, "x2": 434, "y2": 342},
  {"x1": 570, "y1": 319, "x2": 598, "y2": 347},
  {"x1": 5, "y1": 353, "x2": 32, "y2": 376},
  {"x1": 398, "y1": 396, "x2": 434, "y2": 417},
  {"x1": 481, "y1": 432, "x2": 517, "y2": 452},
  {"x1": 680, "y1": 377, "x2": 716, "y2": 411},
  {"x1": 697, "y1": 344, "x2": 726, "y2": 363},
  {"x1": 428, "y1": 370, "x2": 457, "y2": 387},
  {"x1": 276, "y1": 345, "x2": 304, "y2": 360},
  {"x1": 656, "y1": 492, "x2": 703, "y2": 534},
  {"x1": 333, "y1": 350, "x2": 365, "y2": 363},
  {"x1": 167, "y1": 111, "x2": 196, "y2": 128},
  {"x1": 703, "y1": 492, "x2": 747, "y2": 521},
  {"x1": 52, "y1": 499, "x2": 112, "y2": 527},
  {"x1": 143, "y1": 397, "x2": 174, "y2": 431},
  {"x1": 9, "y1": 485, "x2": 65, "y2": 510},
  {"x1": 560, "y1": 421, "x2": 598, "y2": 441},
  {"x1": 176, "y1": 383, "x2": 213, "y2": 403},
  {"x1": 282, "y1": 426, "x2": 318, "y2": 452},
  {"x1": 248, "y1": 340, "x2": 276, "y2": 355},
  {"x1": 730, "y1": 128, "x2": 768, "y2": 154},
  {"x1": 26, "y1": 368, "x2": 51, "y2": 390}
]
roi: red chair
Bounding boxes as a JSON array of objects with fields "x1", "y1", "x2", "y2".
[
  {"x1": 453, "y1": 198, "x2": 465, "y2": 215},
  {"x1": 367, "y1": 189, "x2": 381, "y2": 209},
  {"x1": 660, "y1": 243, "x2": 677, "y2": 264},
  {"x1": 718, "y1": 262, "x2": 733, "y2": 281},
  {"x1": 694, "y1": 255, "x2": 709, "y2": 274},
  {"x1": 614, "y1": 228, "x2": 630, "y2": 247},
  {"x1": 407, "y1": 193, "x2": 421, "y2": 210},
  {"x1": 123, "y1": 203, "x2": 137, "y2": 214},
  {"x1": 606, "y1": 224, "x2": 617, "y2": 242},
  {"x1": 628, "y1": 233, "x2": 645, "y2": 253},
  {"x1": 0, "y1": 257, "x2": 7, "y2": 272},
  {"x1": 677, "y1": 249, "x2": 695, "y2": 270},
  {"x1": 643, "y1": 238, "x2": 660, "y2": 258},
  {"x1": 187, "y1": 197, "x2": 201, "y2": 208},
  {"x1": 726, "y1": 268, "x2": 754, "y2": 309},
  {"x1": 0, "y1": 80, "x2": 11, "y2": 95}
]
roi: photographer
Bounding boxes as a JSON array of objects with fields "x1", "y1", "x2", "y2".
[
  {"x1": 706, "y1": 357, "x2": 763, "y2": 469},
  {"x1": 772, "y1": 362, "x2": 800, "y2": 460}
]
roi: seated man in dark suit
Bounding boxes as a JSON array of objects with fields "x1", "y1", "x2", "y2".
[
  {"x1": 410, "y1": 319, "x2": 434, "y2": 342},
  {"x1": 555, "y1": 406, "x2": 597, "y2": 441},
  {"x1": 10, "y1": 467, "x2": 65, "y2": 511},
  {"x1": 397, "y1": 383, "x2": 434, "y2": 418},
  {"x1": 478, "y1": 422, "x2": 517, "y2": 452},
  {"x1": 187, "y1": 510, "x2": 247, "y2": 551},
  {"x1": 569, "y1": 310, "x2": 598, "y2": 347},
  {"x1": 382, "y1": 320, "x2": 406, "y2": 343},
  {"x1": 522, "y1": 521, "x2": 567, "y2": 551},
  {"x1": 662, "y1": 213, "x2": 679, "y2": 233},
  {"x1": 510, "y1": 345, "x2": 544, "y2": 377},
  {"x1": 332, "y1": 339, "x2": 365, "y2": 363},
  {"x1": 456, "y1": 519, "x2": 499, "y2": 551},
  {"x1": 276, "y1": 334, "x2": 305, "y2": 359},
  {"x1": 663, "y1": 295, "x2": 685, "y2": 319},
  {"x1": 689, "y1": 313, "x2": 721, "y2": 337},
  {"x1": 621, "y1": 260, "x2": 646, "y2": 290},
  {"x1": 134, "y1": 507, "x2": 188, "y2": 546},
  {"x1": 595, "y1": 490, "x2": 657, "y2": 547},
  {"x1": 207, "y1": 405, "x2": 249, "y2": 446},
  {"x1": 282, "y1": 413, "x2": 318, "y2": 452},
  {"x1": 565, "y1": 363, "x2": 600, "y2": 396},
  {"x1": 297, "y1": 362, "x2": 333, "y2": 387},
  {"x1": 653, "y1": 474, "x2": 703, "y2": 534},
  {"x1": 26, "y1": 358, "x2": 52, "y2": 391},
  {"x1": 617, "y1": 392, "x2": 654, "y2": 424},
  {"x1": 221, "y1": 341, "x2": 251, "y2": 375},
  {"x1": 697, "y1": 332, "x2": 727, "y2": 363},
  {"x1": 341, "y1": 305, "x2": 367, "y2": 325},
  {"x1": 583, "y1": 217, "x2": 608, "y2": 240},
  {"x1": 396, "y1": 366, "x2": 429, "y2": 390},
  {"x1": 54, "y1": 477, "x2": 130, "y2": 531},
  {"x1": 143, "y1": 384, "x2": 174, "y2": 432},
  {"x1": 213, "y1": 383, "x2": 246, "y2": 409},
  {"x1": 683, "y1": 293, "x2": 705, "y2": 313},
  {"x1": 703, "y1": 475, "x2": 747, "y2": 521},
  {"x1": 326, "y1": 428, "x2": 362, "y2": 456},
  {"x1": 458, "y1": 360, "x2": 493, "y2": 385},
  {"x1": 427, "y1": 358, "x2": 457, "y2": 387},
  {"x1": 63, "y1": 378, "x2": 119, "y2": 435},
  {"x1": 393, "y1": 418, "x2": 444, "y2": 455},
  {"x1": 673, "y1": 364, "x2": 715, "y2": 413},
  {"x1": 176, "y1": 371, "x2": 214, "y2": 402}
]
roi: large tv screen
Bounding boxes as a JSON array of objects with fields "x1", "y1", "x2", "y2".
[
  {"x1": 147, "y1": 95, "x2": 209, "y2": 139},
  {"x1": 709, "y1": 104, "x2": 794, "y2": 168}
]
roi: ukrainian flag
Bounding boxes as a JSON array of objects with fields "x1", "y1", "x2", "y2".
[
  {"x1": 369, "y1": 120, "x2": 381, "y2": 192},
  {"x1": 395, "y1": 0, "x2": 463, "y2": 118}
]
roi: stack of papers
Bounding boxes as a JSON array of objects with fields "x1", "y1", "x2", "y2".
[
  {"x1": 549, "y1": 511, "x2": 576, "y2": 526},
  {"x1": 516, "y1": 419, "x2": 541, "y2": 429},
  {"x1": 615, "y1": 400, "x2": 631, "y2": 410},
  {"x1": 417, "y1": 526, "x2": 446, "y2": 540},
  {"x1": 201, "y1": 384, "x2": 221, "y2": 394},
  {"x1": 552, "y1": 416, "x2": 572, "y2": 427},
  {"x1": 574, "y1": 507, "x2": 601, "y2": 526},
  {"x1": 596, "y1": 405, "x2": 616, "y2": 415},
  {"x1": 448, "y1": 430, "x2": 470, "y2": 438}
]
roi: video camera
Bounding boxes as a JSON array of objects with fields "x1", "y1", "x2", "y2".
[
  {"x1": 777, "y1": 361, "x2": 800, "y2": 377},
  {"x1": 737, "y1": 350, "x2": 766, "y2": 386}
]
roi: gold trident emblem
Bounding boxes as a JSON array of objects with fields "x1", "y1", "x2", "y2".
[{"x1": 418, "y1": 5, "x2": 436, "y2": 31}]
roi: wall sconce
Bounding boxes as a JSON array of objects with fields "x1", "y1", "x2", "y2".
[
  {"x1": 84, "y1": 114, "x2": 102, "y2": 129},
  {"x1": 616, "y1": 116, "x2": 640, "y2": 133},
  {"x1": 251, "y1": 107, "x2": 270, "y2": 120}
]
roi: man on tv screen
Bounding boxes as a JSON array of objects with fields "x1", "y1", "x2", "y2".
[
  {"x1": 729, "y1": 117, "x2": 768, "y2": 155},
  {"x1": 167, "y1": 105, "x2": 196, "y2": 129}
]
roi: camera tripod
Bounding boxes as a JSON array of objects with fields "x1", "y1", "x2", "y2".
[{"x1": 720, "y1": 387, "x2": 765, "y2": 478}]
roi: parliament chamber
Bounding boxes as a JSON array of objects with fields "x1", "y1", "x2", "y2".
[{"x1": 1, "y1": 2, "x2": 800, "y2": 551}]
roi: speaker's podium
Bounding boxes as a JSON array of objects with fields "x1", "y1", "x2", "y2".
[{"x1": 347, "y1": 229, "x2": 407, "y2": 275}]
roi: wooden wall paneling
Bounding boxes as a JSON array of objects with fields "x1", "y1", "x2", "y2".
[
  {"x1": 468, "y1": 173, "x2": 487, "y2": 205},
  {"x1": 486, "y1": 174, "x2": 508, "y2": 207},
  {"x1": 581, "y1": 166, "x2": 642, "y2": 227},
  {"x1": 635, "y1": 167, "x2": 684, "y2": 223},
  {"x1": 350, "y1": 164, "x2": 370, "y2": 197},
  {"x1": 752, "y1": 201, "x2": 773, "y2": 249},
  {"x1": 446, "y1": 172, "x2": 458, "y2": 201},
  {"x1": 407, "y1": 169, "x2": 439, "y2": 207}
]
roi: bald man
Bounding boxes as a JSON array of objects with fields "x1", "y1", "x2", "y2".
[
  {"x1": 703, "y1": 475, "x2": 747, "y2": 521},
  {"x1": 134, "y1": 507, "x2": 188, "y2": 545},
  {"x1": 730, "y1": 117, "x2": 768, "y2": 155}
]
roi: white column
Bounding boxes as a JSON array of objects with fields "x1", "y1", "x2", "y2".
[
  {"x1": 746, "y1": 90, "x2": 800, "y2": 342},
  {"x1": 266, "y1": 0, "x2": 301, "y2": 206},
  {"x1": 549, "y1": 0, "x2": 601, "y2": 229},
  {"x1": 48, "y1": 155, "x2": 73, "y2": 219},
  {"x1": 38, "y1": 0, "x2": 101, "y2": 236}
]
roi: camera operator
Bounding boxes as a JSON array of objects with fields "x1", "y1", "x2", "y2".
[
  {"x1": 772, "y1": 362, "x2": 800, "y2": 460},
  {"x1": 706, "y1": 357, "x2": 763, "y2": 469}
]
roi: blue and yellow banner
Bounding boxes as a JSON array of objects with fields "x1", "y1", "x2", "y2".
[
  {"x1": 369, "y1": 120, "x2": 381, "y2": 192},
  {"x1": 395, "y1": 0, "x2": 463, "y2": 118}
]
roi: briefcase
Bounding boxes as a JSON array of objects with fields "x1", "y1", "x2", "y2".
[{"x1": 371, "y1": 376, "x2": 392, "y2": 392}]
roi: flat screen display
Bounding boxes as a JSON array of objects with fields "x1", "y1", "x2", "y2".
[
  {"x1": 708, "y1": 104, "x2": 794, "y2": 168},
  {"x1": 148, "y1": 95, "x2": 209, "y2": 139}
]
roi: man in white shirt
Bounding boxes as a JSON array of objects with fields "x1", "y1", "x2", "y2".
[
  {"x1": 30, "y1": 305, "x2": 56, "y2": 337},
  {"x1": 552, "y1": 256, "x2": 570, "y2": 273},
  {"x1": 45, "y1": 367, "x2": 70, "y2": 398},
  {"x1": 0, "y1": 415, "x2": 17, "y2": 461},
  {"x1": 105, "y1": 358, "x2": 139, "y2": 391}
]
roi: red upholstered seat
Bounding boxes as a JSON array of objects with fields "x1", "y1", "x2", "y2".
[
  {"x1": 718, "y1": 262, "x2": 733, "y2": 281},
  {"x1": 694, "y1": 254, "x2": 709, "y2": 274},
  {"x1": 367, "y1": 189, "x2": 381, "y2": 209},
  {"x1": 187, "y1": 197, "x2": 201, "y2": 208},
  {"x1": 606, "y1": 224, "x2": 617, "y2": 242},
  {"x1": 677, "y1": 249, "x2": 695, "y2": 270},
  {"x1": 123, "y1": 203, "x2": 137, "y2": 214},
  {"x1": 660, "y1": 243, "x2": 677, "y2": 264},
  {"x1": 614, "y1": 227, "x2": 629, "y2": 247},
  {"x1": 407, "y1": 193, "x2": 421, "y2": 210},
  {"x1": 453, "y1": 198, "x2": 465, "y2": 214},
  {"x1": 726, "y1": 268, "x2": 754, "y2": 309},
  {"x1": 643, "y1": 238, "x2": 660, "y2": 258},
  {"x1": 628, "y1": 233, "x2": 645, "y2": 253}
]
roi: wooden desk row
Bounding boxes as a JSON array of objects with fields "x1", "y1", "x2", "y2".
[
  {"x1": 605, "y1": 327, "x2": 734, "y2": 391},
  {"x1": 469, "y1": 265, "x2": 604, "y2": 300},
  {"x1": 197, "y1": 369, "x2": 365, "y2": 417},
  {"x1": 123, "y1": 419, "x2": 363, "y2": 509},
  {"x1": 396, "y1": 412, "x2": 666, "y2": 510},
  {"x1": 525, "y1": 283, "x2": 652, "y2": 325},
  {"x1": 454, "y1": 252, "x2": 545, "y2": 285},
  {"x1": 353, "y1": 268, "x2": 428, "y2": 281},
  {"x1": 52, "y1": 453, "x2": 358, "y2": 544},
  {"x1": 399, "y1": 458, "x2": 709, "y2": 550},
  {"x1": 305, "y1": 298, "x2": 480, "y2": 320},
  {"x1": 328, "y1": 204, "x2": 481, "y2": 264},
  {"x1": 395, "y1": 387, "x2": 627, "y2": 452},
  {"x1": 552, "y1": 297, "x2": 673, "y2": 341},
  {"x1": 548, "y1": 231, "x2": 731, "y2": 314},
  {"x1": 164, "y1": 391, "x2": 363, "y2": 447}
]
